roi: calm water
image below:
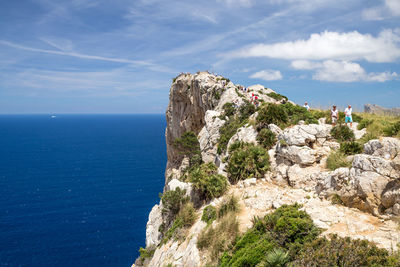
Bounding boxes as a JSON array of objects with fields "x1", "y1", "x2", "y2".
[{"x1": 0, "y1": 115, "x2": 166, "y2": 266}]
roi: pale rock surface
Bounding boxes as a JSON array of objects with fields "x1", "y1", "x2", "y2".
[
  {"x1": 276, "y1": 144, "x2": 318, "y2": 166},
  {"x1": 364, "y1": 137, "x2": 400, "y2": 160},
  {"x1": 166, "y1": 179, "x2": 192, "y2": 196},
  {"x1": 145, "y1": 203, "x2": 163, "y2": 247},
  {"x1": 198, "y1": 110, "x2": 225, "y2": 164},
  {"x1": 227, "y1": 125, "x2": 258, "y2": 149},
  {"x1": 268, "y1": 124, "x2": 282, "y2": 136},
  {"x1": 278, "y1": 124, "x2": 332, "y2": 147}
]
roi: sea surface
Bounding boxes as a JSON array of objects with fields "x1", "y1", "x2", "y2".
[{"x1": 0, "y1": 114, "x2": 166, "y2": 266}]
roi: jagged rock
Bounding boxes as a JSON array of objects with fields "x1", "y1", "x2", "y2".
[
  {"x1": 276, "y1": 144, "x2": 318, "y2": 166},
  {"x1": 198, "y1": 110, "x2": 225, "y2": 164},
  {"x1": 287, "y1": 164, "x2": 323, "y2": 190},
  {"x1": 352, "y1": 154, "x2": 398, "y2": 179},
  {"x1": 278, "y1": 124, "x2": 332, "y2": 147},
  {"x1": 268, "y1": 124, "x2": 282, "y2": 136},
  {"x1": 364, "y1": 103, "x2": 400, "y2": 116},
  {"x1": 166, "y1": 179, "x2": 192, "y2": 194},
  {"x1": 145, "y1": 203, "x2": 163, "y2": 247},
  {"x1": 381, "y1": 180, "x2": 400, "y2": 209},
  {"x1": 166, "y1": 72, "x2": 226, "y2": 170},
  {"x1": 364, "y1": 137, "x2": 400, "y2": 160},
  {"x1": 226, "y1": 125, "x2": 258, "y2": 149}
]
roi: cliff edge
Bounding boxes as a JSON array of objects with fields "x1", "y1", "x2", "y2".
[{"x1": 135, "y1": 72, "x2": 400, "y2": 267}]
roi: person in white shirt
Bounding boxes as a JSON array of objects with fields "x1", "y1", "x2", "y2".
[
  {"x1": 331, "y1": 105, "x2": 339, "y2": 126},
  {"x1": 303, "y1": 102, "x2": 310, "y2": 111},
  {"x1": 344, "y1": 105, "x2": 353, "y2": 127}
]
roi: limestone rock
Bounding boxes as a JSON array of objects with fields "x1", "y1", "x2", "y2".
[
  {"x1": 198, "y1": 110, "x2": 225, "y2": 164},
  {"x1": 276, "y1": 144, "x2": 318, "y2": 166},
  {"x1": 227, "y1": 125, "x2": 258, "y2": 149},
  {"x1": 364, "y1": 137, "x2": 400, "y2": 160},
  {"x1": 352, "y1": 154, "x2": 398, "y2": 179},
  {"x1": 278, "y1": 124, "x2": 332, "y2": 147},
  {"x1": 268, "y1": 124, "x2": 282, "y2": 136},
  {"x1": 145, "y1": 203, "x2": 163, "y2": 247}
]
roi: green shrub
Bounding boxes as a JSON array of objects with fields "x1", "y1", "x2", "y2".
[
  {"x1": 267, "y1": 92, "x2": 288, "y2": 101},
  {"x1": 160, "y1": 188, "x2": 189, "y2": 217},
  {"x1": 384, "y1": 120, "x2": 400, "y2": 137},
  {"x1": 188, "y1": 162, "x2": 228, "y2": 200},
  {"x1": 257, "y1": 128, "x2": 277, "y2": 149},
  {"x1": 197, "y1": 212, "x2": 239, "y2": 261},
  {"x1": 221, "y1": 102, "x2": 236, "y2": 118},
  {"x1": 325, "y1": 151, "x2": 352, "y2": 170},
  {"x1": 201, "y1": 205, "x2": 217, "y2": 224},
  {"x1": 330, "y1": 124, "x2": 355, "y2": 142},
  {"x1": 220, "y1": 204, "x2": 320, "y2": 266},
  {"x1": 227, "y1": 142, "x2": 270, "y2": 184},
  {"x1": 357, "y1": 118, "x2": 374, "y2": 130},
  {"x1": 257, "y1": 104, "x2": 288, "y2": 129},
  {"x1": 139, "y1": 246, "x2": 155, "y2": 260},
  {"x1": 173, "y1": 131, "x2": 202, "y2": 167},
  {"x1": 163, "y1": 202, "x2": 197, "y2": 242},
  {"x1": 330, "y1": 194, "x2": 343, "y2": 205},
  {"x1": 281, "y1": 102, "x2": 318, "y2": 125},
  {"x1": 293, "y1": 234, "x2": 399, "y2": 267},
  {"x1": 238, "y1": 100, "x2": 256, "y2": 121},
  {"x1": 340, "y1": 141, "x2": 363, "y2": 155},
  {"x1": 217, "y1": 117, "x2": 244, "y2": 154},
  {"x1": 218, "y1": 195, "x2": 239, "y2": 218}
]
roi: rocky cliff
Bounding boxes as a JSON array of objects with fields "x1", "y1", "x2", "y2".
[{"x1": 135, "y1": 72, "x2": 400, "y2": 267}]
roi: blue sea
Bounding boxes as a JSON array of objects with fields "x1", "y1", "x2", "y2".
[{"x1": 0, "y1": 115, "x2": 166, "y2": 266}]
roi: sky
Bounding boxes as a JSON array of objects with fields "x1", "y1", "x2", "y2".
[{"x1": 0, "y1": 0, "x2": 399, "y2": 114}]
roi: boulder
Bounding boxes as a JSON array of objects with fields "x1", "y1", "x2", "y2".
[
  {"x1": 276, "y1": 145, "x2": 318, "y2": 166},
  {"x1": 352, "y1": 154, "x2": 398, "y2": 179},
  {"x1": 364, "y1": 137, "x2": 400, "y2": 160},
  {"x1": 227, "y1": 125, "x2": 258, "y2": 149},
  {"x1": 268, "y1": 124, "x2": 282, "y2": 136},
  {"x1": 278, "y1": 124, "x2": 332, "y2": 147}
]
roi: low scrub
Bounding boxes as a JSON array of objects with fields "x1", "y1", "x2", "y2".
[
  {"x1": 163, "y1": 202, "x2": 197, "y2": 242},
  {"x1": 197, "y1": 212, "x2": 239, "y2": 262},
  {"x1": 217, "y1": 117, "x2": 244, "y2": 154},
  {"x1": 160, "y1": 187, "x2": 189, "y2": 218},
  {"x1": 220, "y1": 204, "x2": 320, "y2": 266},
  {"x1": 384, "y1": 120, "x2": 400, "y2": 137},
  {"x1": 226, "y1": 142, "x2": 270, "y2": 184},
  {"x1": 330, "y1": 124, "x2": 355, "y2": 142},
  {"x1": 173, "y1": 131, "x2": 202, "y2": 167},
  {"x1": 188, "y1": 162, "x2": 228, "y2": 200},
  {"x1": 340, "y1": 141, "x2": 363, "y2": 155},
  {"x1": 256, "y1": 128, "x2": 277, "y2": 149},
  {"x1": 293, "y1": 234, "x2": 400, "y2": 266},
  {"x1": 217, "y1": 195, "x2": 239, "y2": 218},
  {"x1": 201, "y1": 205, "x2": 217, "y2": 224},
  {"x1": 326, "y1": 151, "x2": 352, "y2": 170},
  {"x1": 357, "y1": 118, "x2": 374, "y2": 130},
  {"x1": 267, "y1": 92, "x2": 288, "y2": 101}
]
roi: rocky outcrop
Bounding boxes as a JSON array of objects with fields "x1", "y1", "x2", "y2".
[
  {"x1": 364, "y1": 103, "x2": 400, "y2": 116},
  {"x1": 138, "y1": 73, "x2": 400, "y2": 266}
]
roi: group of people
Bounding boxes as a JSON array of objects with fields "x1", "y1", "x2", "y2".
[{"x1": 303, "y1": 102, "x2": 353, "y2": 127}]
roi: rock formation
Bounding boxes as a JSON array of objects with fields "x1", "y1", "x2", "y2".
[
  {"x1": 364, "y1": 103, "x2": 400, "y2": 116},
  {"x1": 136, "y1": 72, "x2": 400, "y2": 267}
]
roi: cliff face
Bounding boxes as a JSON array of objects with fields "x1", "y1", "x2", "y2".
[{"x1": 136, "y1": 72, "x2": 400, "y2": 267}]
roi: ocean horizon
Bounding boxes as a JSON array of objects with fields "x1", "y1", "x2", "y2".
[{"x1": 0, "y1": 114, "x2": 166, "y2": 266}]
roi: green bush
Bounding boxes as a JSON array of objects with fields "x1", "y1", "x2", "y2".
[
  {"x1": 221, "y1": 102, "x2": 236, "y2": 118},
  {"x1": 197, "y1": 213, "x2": 239, "y2": 261},
  {"x1": 217, "y1": 117, "x2": 244, "y2": 154},
  {"x1": 330, "y1": 194, "x2": 343, "y2": 205},
  {"x1": 326, "y1": 151, "x2": 352, "y2": 170},
  {"x1": 188, "y1": 162, "x2": 228, "y2": 200},
  {"x1": 357, "y1": 118, "x2": 374, "y2": 130},
  {"x1": 163, "y1": 202, "x2": 197, "y2": 242},
  {"x1": 160, "y1": 188, "x2": 189, "y2": 217},
  {"x1": 267, "y1": 92, "x2": 288, "y2": 101},
  {"x1": 220, "y1": 204, "x2": 320, "y2": 266},
  {"x1": 173, "y1": 131, "x2": 202, "y2": 167},
  {"x1": 293, "y1": 234, "x2": 400, "y2": 267},
  {"x1": 257, "y1": 128, "x2": 277, "y2": 149},
  {"x1": 238, "y1": 100, "x2": 256, "y2": 121},
  {"x1": 257, "y1": 104, "x2": 288, "y2": 129},
  {"x1": 218, "y1": 195, "x2": 239, "y2": 218},
  {"x1": 227, "y1": 142, "x2": 270, "y2": 184},
  {"x1": 139, "y1": 246, "x2": 155, "y2": 260},
  {"x1": 340, "y1": 141, "x2": 363, "y2": 155},
  {"x1": 201, "y1": 205, "x2": 217, "y2": 224},
  {"x1": 330, "y1": 124, "x2": 355, "y2": 142},
  {"x1": 384, "y1": 120, "x2": 400, "y2": 137},
  {"x1": 281, "y1": 102, "x2": 318, "y2": 125}
]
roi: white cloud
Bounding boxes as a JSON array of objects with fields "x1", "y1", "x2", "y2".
[
  {"x1": 362, "y1": 0, "x2": 400, "y2": 21},
  {"x1": 217, "y1": 0, "x2": 252, "y2": 7},
  {"x1": 293, "y1": 60, "x2": 398, "y2": 82},
  {"x1": 386, "y1": 0, "x2": 400, "y2": 16},
  {"x1": 227, "y1": 29, "x2": 400, "y2": 63},
  {"x1": 250, "y1": 69, "x2": 282, "y2": 81}
]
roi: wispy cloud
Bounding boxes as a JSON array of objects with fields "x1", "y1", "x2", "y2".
[{"x1": 0, "y1": 40, "x2": 175, "y2": 73}]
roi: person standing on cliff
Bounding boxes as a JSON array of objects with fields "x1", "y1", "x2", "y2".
[
  {"x1": 331, "y1": 105, "x2": 338, "y2": 126},
  {"x1": 344, "y1": 105, "x2": 353, "y2": 127},
  {"x1": 303, "y1": 102, "x2": 310, "y2": 111}
]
